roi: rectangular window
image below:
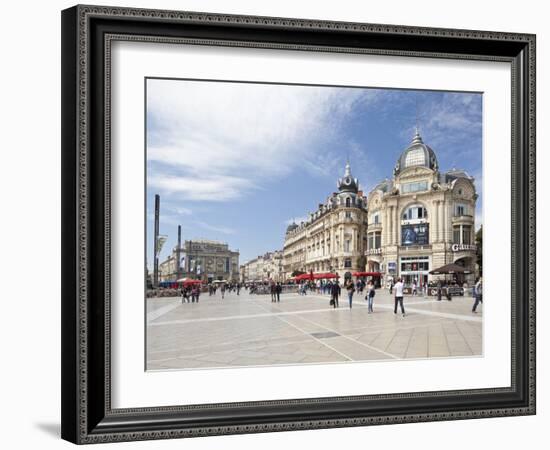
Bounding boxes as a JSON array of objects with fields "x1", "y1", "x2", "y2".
[
  {"x1": 453, "y1": 227, "x2": 461, "y2": 244},
  {"x1": 344, "y1": 240, "x2": 351, "y2": 252},
  {"x1": 344, "y1": 258, "x2": 352, "y2": 268},
  {"x1": 462, "y1": 225, "x2": 472, "y2": 245},
  {"x1": 402, "y1": 181, "x2": 428, "y2": 193},
  {"x1": 456, "y1": 204, "x2": 466, "y2": 216},
  {"x1": 368, "y1": 235, "x2": 374, "y2": 249},
  {"x1": 374, "y1": 232, "x2": 381, "y2": 249}
]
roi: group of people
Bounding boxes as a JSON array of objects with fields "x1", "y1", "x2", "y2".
[
  {"x1": 182, "y1": 281, "x2": 243, "y2": 303},
  {"x1": 328, "y1": 279, "x2": 379, "y2": 313},
  {"x1": 180, "y1": 284, "x2": 201, "y2": 303},
  {"x1": 179, "y1": 276, "x2": 483, "y2": 315}
]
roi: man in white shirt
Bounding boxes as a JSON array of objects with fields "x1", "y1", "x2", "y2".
[{"x1": 394, "y1": 278, "x2": 405, "y2": 316}]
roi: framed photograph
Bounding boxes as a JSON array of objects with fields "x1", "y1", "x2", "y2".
[{"x1": 61, "y1": 5, "x2": 536, "y2": 444}]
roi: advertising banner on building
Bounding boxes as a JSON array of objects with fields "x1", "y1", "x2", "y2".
[{"x1": 401, "y1": 223, "x2": 429, "y2": 246}]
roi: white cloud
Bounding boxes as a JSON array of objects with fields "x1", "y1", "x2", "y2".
[
  {"x1": 147, "y1": 79, "x2": 376, "y2": 202},
  {"x1": 195, "y1": 221, "x2": 235, "y2": 235},
  {"x1": 416, "y1": 92, "x2": 482, "y2": 153},
  {"x1": 148, "y1": 174, "x2": 255, "y2": 202}
]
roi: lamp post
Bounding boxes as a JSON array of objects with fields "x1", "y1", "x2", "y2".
[
  {"x1": 153, "y1": 194, "x2": 160, "y2": 288},
  {"x1": 176, "y1": 225, "x2": 182, "y2": 281}
]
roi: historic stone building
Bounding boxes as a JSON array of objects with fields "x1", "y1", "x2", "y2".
[
  {"x1": 158, "y1": 249, "x2": 179, "y2": 283},
  {"x1": 240, "y1": 251, "x2": 284, "y2": 283},
  {"x1": 282, "y1": 163, "x2": 369, "y2": 281},
  {"x1": 159, "y1": 239, "x2": 239, "y2": 283},
  {"x1": 366, "y1": 129, "x2": 477, "y2": 287}
]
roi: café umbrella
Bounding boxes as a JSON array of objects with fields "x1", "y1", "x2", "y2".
[
  {"x1": 429, "y1": 263, "x2": 471, "y2": 285},
  {"x1": 429, "y1": 263, "x2": 471, "y2": 275}
]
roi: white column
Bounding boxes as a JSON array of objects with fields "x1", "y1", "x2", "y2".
[
  {"x1": 438, "y1": 201, "x2": 444, "y2": 243},
  {"x1": 385, "y1": 207, "x2": 390, "y2": 246},
  {"x1": 436, "y1": 200, "x2": 439, "y2": 242},
  {"x1": 393, "y1": 205, "x2": 398, "y2": 245},
  {"x1": 389, "y1": 206, "x2": 394, "y2": 245},
  {"x1": 444, "y1": 200, "x2": 449, "y2": 243}
]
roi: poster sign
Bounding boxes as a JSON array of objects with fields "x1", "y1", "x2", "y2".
[{"x1": 401, "y1": 224, "x2": 429, "y2": 246}]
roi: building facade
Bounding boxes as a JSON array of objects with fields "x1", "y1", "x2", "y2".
[
  {"x1": 159, "y1": 239, "x2": 239, "y2": 282},
  {"x1": 158, "y1": 250, "x2": 179, "y2": 282},
  {"x1": 184, "y1": 239, "x2": 239, "y2": 282},
  {"x1": 241, "y1": 251, "x2": 284, "y2": 283},
  {"x1": 282, "y1": 163, "x2": 369, "y2": 281},
  {"x1": 366, "y1": 129, "x2": 477, "y2": 287}
]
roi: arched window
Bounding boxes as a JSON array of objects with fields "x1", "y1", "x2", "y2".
[
  {"x1": 402, "y1": 204, "x2": 428, "y2": 220},
  {"x1": 345, "y1": 197, "x2": 351, "y2": 208}
]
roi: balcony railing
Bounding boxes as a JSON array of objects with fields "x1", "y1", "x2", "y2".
[{"x1": 452, "y1": 214, "x2": 474, "y2": 223}]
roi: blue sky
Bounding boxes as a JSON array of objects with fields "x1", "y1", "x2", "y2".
[{"x1": 146, "y1": 79, "x2": 482, "y2": 269}]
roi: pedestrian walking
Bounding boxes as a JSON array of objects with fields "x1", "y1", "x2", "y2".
[
  {"x1": 192, "y1": 285, "x2": 200, "y2": 303},
  {"x1": 393, "y1": 277, "x2": 405, "y2": 316},
  {"x1": 275, "y1": 282, "x2": 282, "y2": 302},
  {"x1": 389, "y1": 279, "x2": 394, "y2": 294},
  {"x1": 330, "y1": 281, "x2": 341, "y2": 308},
  {"x1": 472, "y1": 277, "x2": 483, "y2": 313},
  {"x1": 220, "y1": 283, "x2": 226, "y2": 299},
  {"x1": 270, "y1": 283, "x2": 276, "y2": 302},
  {"x1": 436, "y1": 281, "x2": 442, "y2": 301},
  {"x1": 181, "y1": 287, "x2": 189, "y2": 304},
  {"x1": 236, "y1": 283, "x2": 241, "y2": 295},
  {"x1": 346, "y1": 280, "x2": 355, "y2": 309},
  {"x1": 366, "y1": 280, "x2": 376, "y2": 313},
  {"x1": 412, "y1": 279, "x2": 417, "y2": 296}
]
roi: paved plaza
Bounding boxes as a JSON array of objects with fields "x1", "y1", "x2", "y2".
[{"x1": 146, "y1": 289, "x2": 482, "y2": 371}]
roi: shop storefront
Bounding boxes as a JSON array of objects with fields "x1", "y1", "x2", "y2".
[{"x1": 399, "y1": 256, "x2": 430, "y2": 288}]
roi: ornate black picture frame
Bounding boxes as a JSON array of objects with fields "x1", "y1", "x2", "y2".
[{"x1": 61, "y1": 4, "x2": 536, "y2": 444}]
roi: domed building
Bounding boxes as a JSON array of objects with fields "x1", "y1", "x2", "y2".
[
  {"x1": 366, "y1": 129, "x2": 477, "y2": 289},
  {"x1": 282, "y1": 162, "x2": 369, "y2": 280}
]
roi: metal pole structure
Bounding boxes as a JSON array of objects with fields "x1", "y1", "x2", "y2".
[
  {"x1": 153, "y1": 194, "x2": 160, "y2": 288},
  {"x1": 176, "y1": 225, "x2": 182, "y2": 281}
]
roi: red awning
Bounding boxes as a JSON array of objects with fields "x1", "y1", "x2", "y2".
[
  {"x1": 313, "y1": 272, "x2": 339, "y2": 279},
  {"x1": 295, "y1": 273, "x2": 313, "y2": 281},
  {"x1": 181, "y1": 279, "x2": 204, "y2": 286},
  {"x1": 352, "y1": 272, "x2": 382, "y2": 277}
]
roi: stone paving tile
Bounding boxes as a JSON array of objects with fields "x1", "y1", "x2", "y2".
[
  {"x1": 405, "y1": 326, "x2": 429, "y2": 358},
  {"x1": 146, "y1": 290, "x2": 482, "y2": 370}
]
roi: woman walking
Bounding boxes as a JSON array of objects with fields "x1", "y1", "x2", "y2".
[
  {"x1": 346, "y1": 280, "x2": 355, "y2": 309},
  {"x1": 366, "y1": 280, "x2": 376, "y2": 313}
]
